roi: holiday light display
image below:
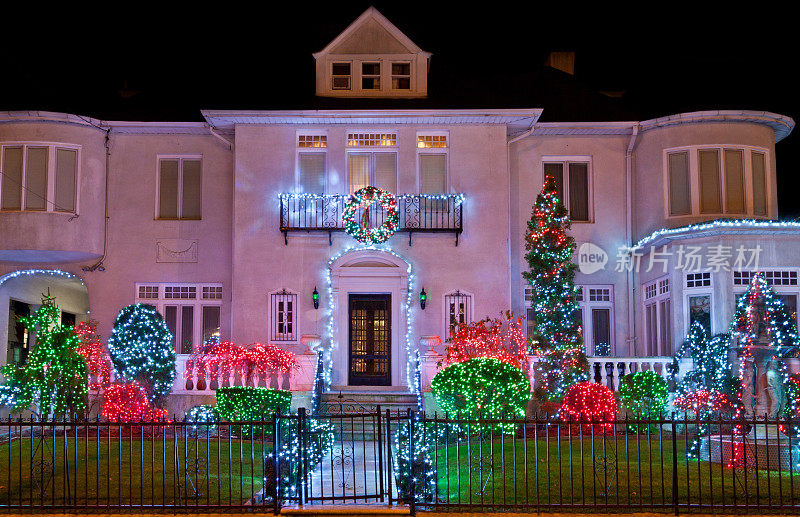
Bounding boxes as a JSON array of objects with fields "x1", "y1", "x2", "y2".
[
  {"x1": 634, "y1": 219, "x2": 800, "y2": 249},
  {"x1": 185, "y1": 405, "x2": 220, "y2": 436},
  {"x1": 618, "y1": 371, "x2": 668, "y2": 432},
  {"x1": 431, "y1": 357, "x2": 530, "y2": 433},
  {"x1": 216, "y1": 387, "x2": 291, "y2": 436},
  {"x1": 523, "y1": 174, "x2": 588, "y2": 402},
  {"x1": 673, "y1": 389, "x2": 735, "y2": 413},
  {"x1": 107, "y1": 304, "x2": 176, "y2": 404},
  {"x1": 101, "y1": 381, "x2": 169, "y2": 422},
  {"x1": 559, "y1": 382, "x2": 618, "y2": 435},
  {"x1": 342, "y1": 186, "x2": 399, "y2": 244},
  {"x1": 0, "y1": 292, "x2": 88, "y2": 418},
  {"x1": 441, "y1": 312, "x2": 530, "y2": 371},
  {"x1": 186, "y1": 341, "x2": 296, "y2": 385},
  {"x1": 75, "y1": 320, "x2": 112, "y2": 390}
]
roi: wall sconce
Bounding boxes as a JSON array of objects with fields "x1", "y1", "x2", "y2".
[
  {"x1": 419, "y1": 287, "x2": 427, "y2": 310},
  {"x1": 312, "y1": 286, "x2": 319, "y2": 310}
]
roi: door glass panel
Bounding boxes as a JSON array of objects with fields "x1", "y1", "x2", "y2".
[
  {"x1": 164, "y1": 306, "x2": 178, "y2": 352},
  {"x1": 181, "y1": 306, "x2": 194, "y2": 354},
  {"x1": 689, "y1": 294, "x2": 712, "y2": 335},
  {"x1": 202, "y1": 306, "x2": 220, "y2": 346},
  {"x1": 591, "y1": 308, "x2": 610, "y2": 356},
  {"x1": 349, "y1": 294, "x2": 391, "y2": 385}
]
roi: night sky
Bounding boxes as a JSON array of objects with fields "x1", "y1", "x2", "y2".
[{"x1": 3, "y1": 3, "x2": 797, "y2": 216}]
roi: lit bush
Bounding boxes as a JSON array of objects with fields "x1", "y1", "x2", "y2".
[
  {"x1": 185, "y1": 405, "x2": 219, "y2": 436},
  {"x1": 431, "y1": 357, "x2": 530, "y2": 433},
  {"x1": 618, "y1": 371, "x2": 669, "y2": 433},
  {"x1": 559, "y1": 382, "x2": 618, "y2": 435},
  {"x1": 216, "y1": 386, "x2": 291, "y2": 437},
  {"x1": 102, "y1": 381, "x2": 169, "y2": 423}
]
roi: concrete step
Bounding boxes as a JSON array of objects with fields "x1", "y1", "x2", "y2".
[{"x1": 281, "y1": 504, "x2": 410, "y2": 516}]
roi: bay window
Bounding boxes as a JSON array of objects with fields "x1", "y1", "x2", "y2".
[{"x1": 1, "y1": 143, "x2": 78, "y2": 213}]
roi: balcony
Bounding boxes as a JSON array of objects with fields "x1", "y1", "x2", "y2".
[{"x1": 279, "y1": 193, "x2": 464, "y2": 245}]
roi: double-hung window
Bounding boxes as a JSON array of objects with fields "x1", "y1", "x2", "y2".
[
  {"x1": 417, "y1": 132, "x2": 448, "y2": 196},
  {"x1": 136, "y1": 282, "x2": 223, "y2": 354},
  {"x1": 346, "y1": 133, "x2": 397, "y2": 193},
  {"x1": 296, "y1": 133, "x2": 327, "y2": 194},
  {"x1": 643, "y1": 277, "x2": 672, "y2": 356},
  {"x1": 1, "y1": 143, "x2": 79, "y2": 213},
  {"x1": 361, "y1": 62, "x2": 381, "y2": 90},
  {"x1": 331, "y1": 62, "x2": 352, "y2": 90},
  {"x1": 157, "y1": 156, "x2": 202, "y2": 219},
  {"x1": 542, "y1": 159, "x2": 591, "y2": 221},
  {"x1": 392, "y1": 63, "x2": 411, "y2": 90}
]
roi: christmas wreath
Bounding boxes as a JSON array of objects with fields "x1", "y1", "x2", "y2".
[{"x1": 343, "y1": 186, "x2": 399, "y2": 244}]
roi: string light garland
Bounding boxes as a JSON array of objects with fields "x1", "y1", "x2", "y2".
[
  {"x1": 0, "y1": 292, "x2": 88, "y2": 418},
  {"x1": 618, "y1": 371, "x2": 668, "y2": 433},
  {"x1": 75, "y1": 320, "x2": 112, "y2": 390},
  {"x1": 186, "y1": 341, "x2": 296, "y2": 385},
  {"x1": 524, "y1": 174, "x2": 589, "y2": 402},
  {"x1": 559, "y1": 382, "x2": 618, "y2": 435},
  {"x1": 632, "y1": 219, "x2": 800, "y2": 250},
  {"x1": 101, "y1": 381, "x2": 169, "y2": 423},
  {"x1": 107, "y1": 304, "x2": 176, "y2": 404},
  {"x1": 342, "y1": 186, "x2": 399, "y2": 244},
  {"x1": 0, "y1": 268, "x2": 86, "y2": 289},
  {"x1": 279, "y1": 192, "x2": 465, "y2": 203},
  {"x1": 441, "y1": 312, "x2": 530, "y2": 371}
]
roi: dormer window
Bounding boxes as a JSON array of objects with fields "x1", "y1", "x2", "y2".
[
  {"x1": 331, "y1": 63, "x2": 351, "y2": 90},
  {"x1": 361, "y1": 63, "x2": 381, "y2": 90},
  {"x1": 392, "y1": 63, "x2": 411, "y2": 90}
]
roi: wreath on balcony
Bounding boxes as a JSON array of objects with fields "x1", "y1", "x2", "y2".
[{"x1": 343, "y1": 186, "x2": 399, "y2": 244}]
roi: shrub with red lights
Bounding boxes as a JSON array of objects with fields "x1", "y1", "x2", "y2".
[
  {"x1": 559, "y1": 382, "x2": 618, "y2": 435},
  {"x1": 75, "y1": 320, "x2": 112, "y2": 390},
  {"x1": 442, "y1": 312, "x2": 530, "y2": 371},
  {"x1": 101, "y1": 381, "x2": 169, "y2": 423},
  {"x1": 186, "y1": 341, "x2": 296, "y2": 385},
  {"x1": 673, "y1": 389, "x2": 735, "y2": 414}
]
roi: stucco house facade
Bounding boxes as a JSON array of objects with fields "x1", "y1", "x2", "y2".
[{"x1": 1, "y1": 7, "x2": 796, "y2": 414}]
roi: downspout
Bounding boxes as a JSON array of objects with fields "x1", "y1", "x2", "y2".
[
  {"x1": 83, "y1": 128, "x2": 112, "y2": 272},
  {"x1": 625, "y1": 124, "x2": 640, "y2": 355},
  {"x1": 507, "y1": 123, "x2": 536, "y2": 315}
]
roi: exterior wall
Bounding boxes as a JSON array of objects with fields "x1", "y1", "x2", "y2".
[{"x1": 632, "y1": 121, "x2": 777, "y2": 241}]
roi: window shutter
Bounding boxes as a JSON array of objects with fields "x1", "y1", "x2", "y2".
[
  {"x1": 699, "y1": 149, "x2": 721, "y2": 213},
  {"x1": 724, "y1": 149, "x2": 745, "y2": 213},
  {"x1": 55, "y1": 148, "x2": 77, "y2": 212},
  {"x1": 159, "y1": 159, "x2": 179, "y2": 218},
  {"x1": 374, "y1": 153, "x2": 396, "y2": 192},
  {"x1": 181, "y1": 159, "x2": 202, "y2": 219},
  {"x1": 1, "y1": 146, "x2": 23, "y2": 210},
  {"x1": 752, "y1": 151, "x2": 767, "y2": 215},
  {"x1": 419, "y1": 153, "x2": 446, "y2": 194},
  {"x1": 299, "y1": 153, "x2": 325, "y2": 194},
  {"x1": 568, "y1": 163, "x2": 589, "y2": 221},
  {"x1": 25, "y1": 147, "x2": 48, "y2": 210},
  {"x1": 668, "y1": 151, "x2": 691, "y2": 215}
]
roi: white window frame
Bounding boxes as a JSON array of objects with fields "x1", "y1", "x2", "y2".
[
  {"x1": 541, "y1": 155, "x2": 593, "y2": 223},
  {"x1": 643, "y1": 276, "x2": 672, "y2": 357},
  {"x1": 0, "y1": 141, "x2": 81, "y2": 214},
  {"x1": 443, "y1": 289, "x2": 474, "y2": 339},
  {"x1": 269, "y1": 289, "x2": 299, "y2": 343},
  {"x1": 135, "y1": 282, "x2": 223, "y2": 355},
  {"x1": 155, "y1": 154, "x2": 203, "y2": 220},
  {"x1": 684, "y1": 272, "x2": 714, "y2": 335},
  {"x1": 663, "y1": 145, "x2": 771, "y2": 219},
  {"x1": 391, "y1": 62, "x2": 412, "y2": 90},
  {"x1": 331, "y1": 61, "x2": 352, "y2": 90},
  {"x1": 416, "y1": 131, "x2": 450, "y2": 194},
  {"x1": 295, "y1": 131, "x2": 328, "y2": 194},
  {"x1": 578, "y1": 285, "x2": 614, "y2": 356},
  {"x1": 732, "y1": 268, "x2": 800, "y2": 324},
  {"x1": 360, "y1": 61, "x2": 382, "y2": 90}
]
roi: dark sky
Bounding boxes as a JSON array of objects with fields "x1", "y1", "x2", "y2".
[{"x1": 3, "y1": 3, "x2": 797, "y2": 216}]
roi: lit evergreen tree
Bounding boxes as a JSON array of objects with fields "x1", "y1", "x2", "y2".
[
  {"x1": 674, "y1": 321, "x2": 734, "y2": 398},
  {"x1": 0, "y1": 292, "x2": 88, "y2": 418},
  {"x1": 523, "y1": 174, "x2": 588, "y2": 402},
  {"x1": 107, "y1": 304, "x2": 176, "y2": 404}
]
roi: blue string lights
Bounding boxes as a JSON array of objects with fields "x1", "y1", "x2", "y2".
[{"x1": 634, "y1": 219, "x2": 800, "y2": 249}]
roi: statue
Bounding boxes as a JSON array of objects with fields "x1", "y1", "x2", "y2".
[
  {"x1": 764, "y1": 360, "x2": 786, "y2": 419},
  {"x1": 740, "y1": 357, "x2": 756, "y2": 418}
]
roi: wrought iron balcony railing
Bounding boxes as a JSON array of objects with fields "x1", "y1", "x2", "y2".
[{"x1": 279, "y1": 193, "x2": 464, "y2": 245}]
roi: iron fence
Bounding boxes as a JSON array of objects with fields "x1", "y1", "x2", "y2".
[{"x1": 3, "y1": 411, "x2": 800, "y2": 513}]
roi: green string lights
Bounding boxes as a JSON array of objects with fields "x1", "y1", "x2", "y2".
[{"x1": 619, "y1": 370, "x2": 668, "y2": 433}]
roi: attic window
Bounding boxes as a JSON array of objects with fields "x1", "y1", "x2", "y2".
[
  {"x1": 361, "y1": 63, "x2": 381, "y2": 90},
  {"x1": 332, "y1": 63, "x2": 351, "y2": 90},
  {"x1": 392, "y1": 63, "x2": 410, "y2": 90}
]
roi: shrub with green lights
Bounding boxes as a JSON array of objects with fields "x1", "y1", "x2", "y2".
[
  {"x1": 216, "y1": 386, "x2": 291, "y2": 436},
  {"x1": 618, "y1": 370, "x2": 669, "y2": 433},
  {"x1": 431, "y1": 357, "x2": 531, "y2": 433},
  {"x1": 107, "y1": 304, "x2": 176, "y2": 405},
  {"x1": 185, "y1": 405, "x2": 220, "y2": 436}
]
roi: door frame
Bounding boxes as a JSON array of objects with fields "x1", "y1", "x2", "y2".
[{"x1": 348, "y1": 293, "x2": 392, "y2": 386}]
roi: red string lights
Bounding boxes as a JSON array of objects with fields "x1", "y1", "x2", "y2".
[
  {"x1": 442, "y1": 312, "x2": 530, "y2": 371},
  {"x1": 559, "y1": 382, "x2": 618, "y2": 434},
  {"x1": 101, "y1": 381, "x2": 169, "y2": 422},
  {"x1": 186, "y1": 341, "x2": 296, "y2": 382},
  {"x1": 74, "y1": 320, "x2": 112, "y2": 390}
]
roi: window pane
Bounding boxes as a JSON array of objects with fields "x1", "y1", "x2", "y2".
[
  {"x1": 158, "y1": 159, "x2": 179, "y2": 218},
  {"x1": 299, "y1": 153, "x2": 325, "y2": 194},
  {"x1": 332, "y1": 63, "x2": 351, "y2": 75},
  {"x1": 25, "y1": 147, "x2": 48, "y2": 210},
  {"x1": 689, "y1": 295, "x2": 711, "y2": 336},
  {"x1": 778, "y1": 294, "x2": 797, "y2": 324},
  {"x1": 698, "y1": 149, "x2": 721, "y2": 213},
  {"x1": 55, "y1": 148, "x2": 77, "y2": 212},
  {"x1": 752, "y1": 151, "x2": 767, "y2": 215},
  {"x1": 419, "y1": 154, "x2": 446, "y2": 193},
  {"x1": 543, "y1": 163, "x2": 564, "y2": 203},
  {"x1": 181, "y1": 159, "x2": 202, "y2": 219},
  {"x1": 349, "y1": 153, "x2": 370, "y2": 193},
  {"x1": 591, "y1": 308, "x2": 610, "y2": 356},
  {"x1": 724, "y1": 149, "x2": 745, "y2": 213},
  {"x1": 392, "y1": 63, "x2": 410, "y2": 75},
  {"x1": 568, "y1": 162, "x2": 589, "y2": 221},
  {"x1": 1, "y1": 146, "x2": 23, "y2": 210},
  {"x1": 164, "y1": 306, "x2": 178, "y2": 352},
  {"x1": 202, "y1": 306, "x2": 220, "y2": 345},
  {"x1": 659, "y1": 298, "x2": 671, "y2": 355},
  {"x1": 374, "y1": 153, "x2": 396, "y2": 192},
  {"x1": 180, "y1": 305, "x2": 194, "y2": 354},
  {"x1": 362, "y1": 62, "x2": 380, "y2": 75},
  {"x1": 668, "y1": 151, "x2": 691, "y2": 215}
]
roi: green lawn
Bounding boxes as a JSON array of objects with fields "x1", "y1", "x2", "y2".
[
  {"x1": 428, "y1": 434, "x2": 800, "y2": 508},
  {"x1": 0, "y1": 434, "x2": 269, "y2": 506}
]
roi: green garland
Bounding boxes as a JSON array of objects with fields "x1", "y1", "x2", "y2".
[{"x1": 342, "y1": 186, "x2": 399, "y2": 244}]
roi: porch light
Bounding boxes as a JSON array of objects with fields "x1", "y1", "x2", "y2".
[
  {"x1": 419, "y1": 287, "x2": 427, "y2": 310},
  {"x1": 312, "y1": 286, "x2": 320, "y2": 309}
]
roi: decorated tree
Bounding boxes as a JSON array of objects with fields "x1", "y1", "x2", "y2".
[
  {"x1": 523, "y1": 174, "x2": 588, "y2": 402},
  {"x1": 0, "y1": 292, "x2": 88, "y2": 418},
  {"x1": 75, "y1": 320, "x2": 112, "y2": 390},
  {"x1": 107, "y1": 304, "x2": 176, "y2": 404}
]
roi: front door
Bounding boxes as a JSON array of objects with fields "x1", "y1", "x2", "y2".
[{"x1": 348, "y1": 294, "x2": 391, "y2": 386}]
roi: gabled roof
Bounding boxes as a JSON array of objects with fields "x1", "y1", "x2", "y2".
[{"x1": 313, "y1": 6, "x2": 431, "y2": 58}]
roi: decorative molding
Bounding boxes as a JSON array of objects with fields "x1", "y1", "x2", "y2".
[{"x1": 156, "y1": 239, "x2": 198, "y2": 263}]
